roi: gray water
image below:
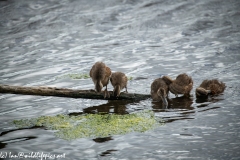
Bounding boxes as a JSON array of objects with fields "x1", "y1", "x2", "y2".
[{"x1": 0, "y1": 0, "x2": 240, "y2": 159}]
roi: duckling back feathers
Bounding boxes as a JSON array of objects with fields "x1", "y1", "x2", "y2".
[{"x1": 90, "y1": 62, "x2": 106, "y2": 81}]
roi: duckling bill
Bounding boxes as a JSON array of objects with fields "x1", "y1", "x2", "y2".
[
  {"x1": 110, "y1": 72, "x2": 128, "y2": 97},
  {"x1": 196, "y1": 79, "x2": 226, "y2": 97},
  {"x1": 89, "y1": 62, "x2": 111, "y2": 98},
  {"x1": 151, "y1": 78, "x2": 169, "y2": 106}
]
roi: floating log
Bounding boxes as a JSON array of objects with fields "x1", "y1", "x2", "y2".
[{"x1": 0, "y1": 84, "x2": 151, "y2": 101}]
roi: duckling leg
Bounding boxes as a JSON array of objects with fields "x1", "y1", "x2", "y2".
[
  {"x1": 104, "y1": 85, "x2": 110, "y2": 99},
  {"x1": 125, "y1": 86, "x2": 128, "y2": 93}
]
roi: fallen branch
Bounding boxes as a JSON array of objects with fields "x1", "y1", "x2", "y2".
[{"x1": 0, "y1": 84, "x2": 151, "y2": 101}]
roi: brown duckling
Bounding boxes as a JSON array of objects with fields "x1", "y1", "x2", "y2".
[
  {"x1": 110, "y1": 72, "x2": 128, "y2": 97},
  {"x1": 196, "y1": 79, "x2": 226, "y2": 97},
  {"x1": 163, "y1": 73, "x2": 193, "y2": 97},
  {"x1": 90, "y1": 62, "x2": 111, "y2": 98},
  {"x1": 151, "y1": 78, "x2": 169, "y2": 106}
]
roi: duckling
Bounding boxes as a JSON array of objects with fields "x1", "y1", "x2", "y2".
[
  {"x1": 110, "y1": 72, "x2": 128, "y2": 97},
  {"x1": 196, "y1": 79, "x2": 226, "y2": 97},
  {"x1": 151, "y1": 78, "x2": 169, "y2": 106},
  {"x1": 89, "y1": 62, "x2": 111, "y2": 98},
  {"x1": 163, "y1": 73, "x2": 193, "y2": 97}
]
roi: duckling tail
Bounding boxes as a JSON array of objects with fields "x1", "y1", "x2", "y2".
[
  {"x1": 113, "y1": 85, "x2": 121, "y2": 97},
  {"x1": 92, "y1": 62, "x2": 106, "y2": 81},
  {"x1": 95, "y1": 80, "x2": 103, "y2": 92}
]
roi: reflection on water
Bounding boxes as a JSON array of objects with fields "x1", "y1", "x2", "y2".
[
  {"x1": 152, "y1": 96, "x2": 194, "y2": 110},
  {"x1": 1, "y1": 0, "x2": 240, "y2": 159},
  {"x1": 195, "y1": 95, "x2": 224, "y2": 104},
  {"x1": 100, "y1": 149, "x2": 118, "y2": 157},
  {"x1": 93, "y1": 137, "x2": 113, "y2": 143},
  {"x1": 83, "y1": 100, "x2": 132, "y2": 114}
]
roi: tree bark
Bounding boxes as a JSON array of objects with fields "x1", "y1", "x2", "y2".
[{"x1": 0, "y1": 84, "x2": 151, "y2": 101}]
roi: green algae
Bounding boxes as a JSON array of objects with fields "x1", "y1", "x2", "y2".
[
  {"x1": 13, "y1": 110, "x2": 164, "y2": 140},
  {"x1": 58, "y1": 73, "x2": 90, "y2": 79},
  {"x1": 57, "y1": 73, "x2": 133, "y2": 81},
  {"x1": 127, "y1": 76, "x2": 133, "y2": 81}
]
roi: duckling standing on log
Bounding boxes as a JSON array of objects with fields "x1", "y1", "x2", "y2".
[
  {"x1": 151, "y1": 78, "x2": 169, "y2": 106},
  {"x1": 90, "y1": 62, "x2": 112, "y2": 98},
  {"x1": 163, "y1": 73, "x2": 193, "y2": 97},
  {"x1": 196, "y1": 79, "x2": 226, "y2": 97},
  {"x1": 110, "y1": 72, "x2": 128, "y2": 97}
]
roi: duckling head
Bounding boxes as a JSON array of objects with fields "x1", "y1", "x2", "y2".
[
  {"x1": 196, "y1": 87, "x2": 211, "y2": 97},
  {"x1": 157, "y1": 88, "x2": 168, "y2": 106}
]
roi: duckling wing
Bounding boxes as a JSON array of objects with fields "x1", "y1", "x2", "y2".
[
  {"x1": 169, "y1": 83, "x2": 186, "y2": 94},
  {"x1": 105, "y1": 67, "x2": 111, "y2": 77},
  {"x1": 209, "y1": 80, "x2": 226, "y2": 95},
  {"x1": 175, "y1": 73, "x2": 193, "y2": 86}
]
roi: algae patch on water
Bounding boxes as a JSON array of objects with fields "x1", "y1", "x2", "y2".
[
  {"x1": 127, "y1": 76, "x2": 133, "y2": 81},
  {"x1": 58, "y1": 73, "x2": 90, "y2": 79},
  {"x1": 58, "y1": 73, "x2": 133, "y2": 81},
  {"x1": 13, "y1": 110, "x2": 163, "y2": 140}
]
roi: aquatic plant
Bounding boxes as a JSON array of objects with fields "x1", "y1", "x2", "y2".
[
  {"x1": 57, "y1": 73, "x2": 133, "y2": 81},
  {"x1": 58, "y1": 73, "x2": 90, "y2": 79},
  {"x1": 13, "y1": 110, "x2": 164, "y2": 140},
  {"x1": 127, "y1": 76, "x2": 133, "y2": 81}
]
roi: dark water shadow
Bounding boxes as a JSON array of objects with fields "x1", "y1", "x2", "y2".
[
  {"x1": 0, "y1": 127, "x2": 41, "y2": 150},
  {"x1": 0, "y1": 136, "x2": 37, "y2": 149},
  {"x1": 0, "y1": 126, "x2": 45, "y2": 137},
  {"x1": 1, "y1": 96, "x2": 224, "y2": 147},
  {"x1": 99, "y1": 149, "x2": 118, "y2": 157},
  {"x1": 152, "y1": 95, "x2": 224, "y2": 123},
  {"x1": 195, "y1": 96, "x2": 223, "y2": 113},
  {"x1": 196, "y1": 95, "x2": 224, "y2": 104},
  {"x1": 0, "y1": 100, "x2": 134, "y2": 147},
  {"x1": 82, "y1": 100, "x2": 135, "y2": 115},
  {"x1": 93, "y1": 137, "x2": 113, "y2": 143},
  {"x1": 0, "y1": 142, "x2": 6, "y2": 149},
  {"x1": 152, "y1": 96, "x2": 194, "y2": 111},
  {"x1": 152, "y1": 96, "x2": 195, "y2": 123},
  {"x1": 169, "y1": 96, "x2": 194, "y2": 110},
  {"x1": 69, "y1": 100, "x2": 136, "y2": 143}
]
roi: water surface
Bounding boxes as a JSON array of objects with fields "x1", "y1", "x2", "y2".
[{"x1": 0, "y1": 0, "x2": 240, "y2": 159}]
